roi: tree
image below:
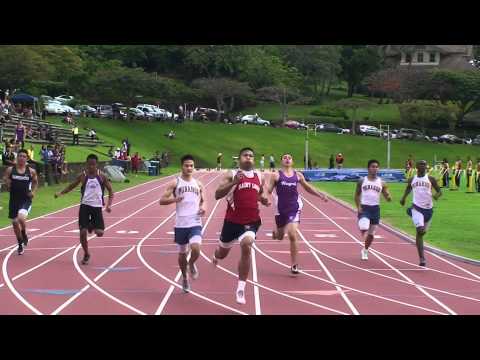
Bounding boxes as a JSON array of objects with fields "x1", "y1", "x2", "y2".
[
  {"x1": 340, "y1": 46, "x2": 382, "y2": 97},
  {"x1": 398, "y1": 102, "x2": 458, "y2": 133},
  {"x1": 335, "y1": 98, "x2": 375, "y2": 135},
  {"x1": 415, "y1": 69, "x2": 480, "y2": 129},
  {"x1": 279, "y1": 45, "x2": 342, "y2": 97},
  {"x1": 192, "y1": 78, "x2": 253, "y2": 120},
  {"x1": 0, "y1": 45, "x2": 52, "y2": 91}
]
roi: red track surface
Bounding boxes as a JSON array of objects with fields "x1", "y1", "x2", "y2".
[{"x1": 1, "y1": 171, "x2": 479, "y2": 315}]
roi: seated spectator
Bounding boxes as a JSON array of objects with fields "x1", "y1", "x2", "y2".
[
  {"x1": 114, "y1": 147, "x2": 121, "y2": 159},
  {"x1": 2, "y1": 145, "x2": 16, "y2": 166},
  {"x1": 88, "y1": 129, "x2": 97, "y2": 140}
]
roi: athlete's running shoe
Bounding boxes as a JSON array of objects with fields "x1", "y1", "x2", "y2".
[
  {"x1": 182, "y1": 277, "x2": 191, "y2": 293},
  {"x1": 17, "y1": 243, "x2": 24, "y2": 255},
  {"x1": 419, "y1": 259, "x2": 426, "y2": 267},
  {"x1": 361, "y1": 248, "x2": 369, "y2": 261},
  {"x1": 291, "y1": 264, "x2": 299, "y2": 274},
  {"x1": 236, "y1": 289, "x2": 246, "y2": 304},
  {"x1": 81, "y1": 253, "x2": 91, "y2": 265}
]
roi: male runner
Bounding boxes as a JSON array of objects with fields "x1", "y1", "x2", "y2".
[
  {"x1": 55, "y1": 154, "x2": 114, "y2": 265},
  {"x1": 400, "y1": 160, "x2": 442, "y2": 266},
  {"x1": 355, "y1": 159, "x2": 392, "y2": 261},
  {"x1": 160, "y1": 155, "x2": 206, "y2": 293},
  {"x1": 212, "y1": 147, "x2": 270, "y2": 304},
  {"x1": 267, "y1": 153, "x2": 328, "y2": 274},
  {"x1": 3, "y1": 149, "x2": 38, "y2": 255}
]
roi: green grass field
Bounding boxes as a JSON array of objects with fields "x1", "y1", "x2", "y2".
[
  {"x1": 314, "y1": 182, "x2": 480, "y2": 260},
  {"x1": 38, "y1": 116, "x2": 480, "y2": 170},
  {"x1": 0, "y1": 168, "x2": 179, "y2": 229},
  {"x1": 243, "y1": 97, "x2": 401, "y2": 126}
]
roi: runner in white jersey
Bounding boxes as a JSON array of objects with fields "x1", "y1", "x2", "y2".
[
  {"x1": 55, "y1": 154, "x2": 114, "y2": 265},
  {"x1": 160, "y1": 155, "x2": 206, "y2": 293},
  {"x1": 355, "y1": 159, "x2": 391, "y2": 261},
  {"x1": 400, "y1": 160, "x2": 442, "y2": 266}
]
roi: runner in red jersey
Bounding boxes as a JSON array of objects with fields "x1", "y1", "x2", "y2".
[{"x1": 212, "y1": 147, "x2": 271, "y2": 304}]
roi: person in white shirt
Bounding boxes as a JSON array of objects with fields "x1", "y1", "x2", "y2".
[
  {"x1": 160, "y1": 154, "x2": 206, "y2": 293},
  {"x1": 55, "y1": 154, "x2": 114, "y2": 265},
  {"x1": 355, "y1": 159, "x2": 392, "y2": 261},
  {"x1": 400, "y1": 160, "x2": 442, "y2": 267}
]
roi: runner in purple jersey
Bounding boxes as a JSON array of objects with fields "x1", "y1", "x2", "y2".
[{"x1": 267, "y1": 153, "x2": 328, "y2": 274}]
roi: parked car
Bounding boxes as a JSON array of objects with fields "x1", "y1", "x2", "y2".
[
  {"x1": 359, "y1": 125, "x2": 382, "y2": 137},
  {"x1": 44, "y1": 102, "x2": 67, "y2": 115},
  {"x1": 472, "y1": 135, "x2": 480, "y2": 146},
  {"x1": 284, "y1": 120, "x2": 308, "y2": 130},
  {"x1": 315, "y1": 123, "x2": 343, "y2": 134},
  {"x1": 463, "y1": 137, "x2": 473, "y2": 145},
  {"x1": 438, "y1": 134, "x2": 464, "y2": 144},
  {"x1": 54, "y1": 95, "x2": 74, "y2": 104},
  {"x1": 397, "y1": 128, "x2": 425, "y2": 140},
  {"x1": 241, "y1": 115, "x2": 271, "y2": 126},
  {"x1": 129, "y1": 107, "x2": 155, "y2": 120},
  {"x1": 75, "y1": 105, "x2": 97, "y2": 117},
  {"x1": 61, "y1": 105, "x2": 81, "y2": 116}
]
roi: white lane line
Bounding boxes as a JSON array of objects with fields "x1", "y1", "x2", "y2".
[
  {"x1": 301, "y1": 196, "x2": 457, "y2": 315},
  {"x1": 50, "y1": 173, "x2": 212, "y2": 315},
  {"x1": 1, "y1": 174, "x2": 180, "y2": 313},
  {"x1": 297, "y1": 229, "x2": 359, "y2": 315},
  {"x1": 251, "y1": 247, "x2": 261, "y2": 315},
  {"x1": 252, "y1": 243, "x2": 447, "y2": 315}
]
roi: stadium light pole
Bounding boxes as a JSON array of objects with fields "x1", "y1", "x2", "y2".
[{"x1": 380, "y1": 124, "x2": 391, "y2": 169}]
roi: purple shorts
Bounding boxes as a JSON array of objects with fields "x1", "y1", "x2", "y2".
[{"x1": 275, "y1": 211, "x2": 301, "y2": 228}]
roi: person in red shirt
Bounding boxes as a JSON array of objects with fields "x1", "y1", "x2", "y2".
[
  {"x1": 131, "y1": 152, "x2": 141, "y2": 174},
  {"x1": 212, "y1": 147, "x2": 271, "y2": 304}
]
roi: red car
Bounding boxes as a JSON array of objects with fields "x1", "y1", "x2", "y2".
[{"x1": 284, "y1": 120, "x2": 307, "y2": 130}]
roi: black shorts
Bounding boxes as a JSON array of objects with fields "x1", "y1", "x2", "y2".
[
  {"x1": 79, "y1": 204, "x2": 104, "y2": 231},
  {"x1": 220, "y1": 220, "x2": 261, "y2": 245},
  {"x1": 9, "y1": 199, "x2": 32, "y2": 219}
]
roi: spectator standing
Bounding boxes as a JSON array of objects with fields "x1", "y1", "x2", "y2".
[
  {"x1": 335, "y1": 153, "x2": 344, "y2": 169},
  {"x1": 72, "y1": 125, "x2": 79, "y2": 145},
  {"x1": 131, "y1": 152, "x2": 141, "y2": 174},
  {"x1": 15, "y1": 121, "x2": 25, "y2": 149},
  {"x1": 269, "y1": 154, "x2": 276, "y2": 172},
  {"x1": 27, "y1": 145, "x2": 34, "y2": 161},
  {"x1": 329, "y1": 154, "x2": 335, "y2": 169}
]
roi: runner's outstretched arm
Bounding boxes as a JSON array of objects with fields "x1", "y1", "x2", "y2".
[
  {"x1": 354, "y1": 179, "x2": 362, "y2": 211},
  {"x1": 102, "y1": 173, "x2": 114, "y2": 212},
  {"x1": 28, "y1": 168, "x2": 38, "y2": 199},
  {"x1": 54, "y1": 174, "x2": 84, "y2": 198},
  {"x1": 381, "y1": 181, "x2": 392, "y2": 202},
  {"x1": 2, "y1": 167, "x2": 12, "y2": 192},
  {"x1": 198, "y1": 180, "x2": 206, "y2": 215},
  {"x1": 298, "y1": 172, "x2": 328, "y2": 202},
  {"x1": 429, "y1": 176, "x2": 442, "y2": 200},
  {"x1": 399, "y1": 178, "x2": 413, "y2": 206}
]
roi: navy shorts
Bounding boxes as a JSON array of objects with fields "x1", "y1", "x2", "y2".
[
  {"x1": 9, "y1": 198, "x2": 32, "y2": 219},
  {"x1": 174, "y1": 226, "x2": 202, "y2": 245},
  {"x1": 220, "y1": 220, "x2": 261, "y2": 244},
  {"x1": 358, "y1": 205, "x2": 380, "y2": 225}
]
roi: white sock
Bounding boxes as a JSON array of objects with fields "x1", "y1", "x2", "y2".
[{"x1": 237, "y1": 280, "x2": 246, "y2": 292}]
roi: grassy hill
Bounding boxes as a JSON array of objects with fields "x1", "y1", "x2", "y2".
[{"x1": 44, "y1": 116, "x2": 480, "y2": 169}]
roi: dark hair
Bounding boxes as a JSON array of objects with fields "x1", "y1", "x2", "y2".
[
  {"x1": 17, "y1": 149, "x2": 28, "y2": 156},
  {"x1": 367, "y1": 159, "x2": 379, "y2": 168},
  {"x1": 239, "y1": 147, "x2": 254, "y2": 156},
  {"x1": 87, "y1": 154, "x2": 98, "y2": 162},
  {"x1": 281, "y1": 153, "x2": 293, "y2": 159},
  {"x1": 181, "y1": 154, "x2": 194, "y2": 164}
]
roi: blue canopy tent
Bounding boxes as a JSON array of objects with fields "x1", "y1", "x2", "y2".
[{"x1": 11, "y1": 93, "x2": 40, "y2": 119}]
